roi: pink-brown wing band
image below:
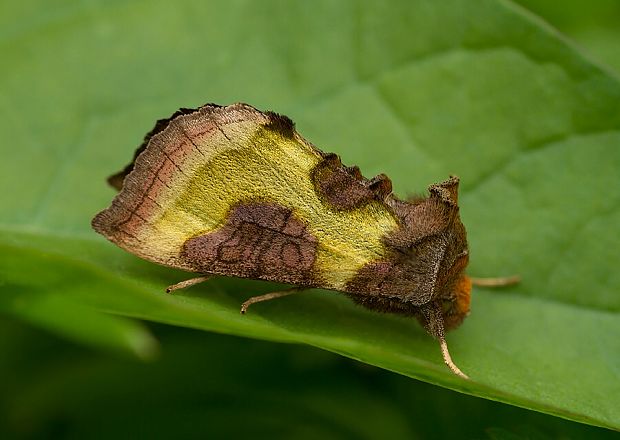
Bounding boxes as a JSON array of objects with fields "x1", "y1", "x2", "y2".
[{"x1": 92, "y1": 103, "x2": 271, "y2": 269}]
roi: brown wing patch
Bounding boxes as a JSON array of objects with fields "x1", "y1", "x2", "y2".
[
  {"x1": 311, "y1": 153, "x2": 393, "y2": 210},
  {"x1": 181, "y1": 202, "x2": 319, "y2": 285}
]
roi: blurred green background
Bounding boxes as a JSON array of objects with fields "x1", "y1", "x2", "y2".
[
  {"x1": 1, "y1": 319, "x2": 617, "y2": 439},
  {"x1": 1, "y1": 0, "x2": 619, "y2": 438}
]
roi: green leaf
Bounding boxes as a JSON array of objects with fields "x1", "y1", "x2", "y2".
[
  {"x1": 514, "y1": 0, "x2": 620, "y2": 73},
  {"x1": 1, "y1": 0, "x2": 619, "y2": 431}
]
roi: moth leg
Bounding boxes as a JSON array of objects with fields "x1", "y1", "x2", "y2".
[
  {"x1": 438, "y1": 338, "x2": 468, "y2": 380},
  {"x1": 422, "y1": 304, "x2": 469, "y2": 379},
  {"x1": 240, "y1": 287, "x2": 306, "y2": 314},
  {"x1": 470, "y1": 275, "x2": 520, "y2": 287},
  {"x1": 166, "y1": 275, "x2": 211, "y2": 293}
]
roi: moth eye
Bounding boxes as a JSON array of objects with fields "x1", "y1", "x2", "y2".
[{"x1": 441, "y1": 298, "x2": 454, "y2": 314}]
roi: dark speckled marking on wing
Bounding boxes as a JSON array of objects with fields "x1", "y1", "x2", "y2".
[{"x1": 181, "y1": 203, "x2": 320, "y2": 286}]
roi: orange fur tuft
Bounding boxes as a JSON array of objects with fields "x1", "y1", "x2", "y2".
[{"x1": 444, "y1": 274, "x2": 472, "y2": 330}]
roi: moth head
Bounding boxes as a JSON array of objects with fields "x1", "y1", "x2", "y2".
[{"x1": 427, "y1": 177, "x2": 468, "y2": 326}]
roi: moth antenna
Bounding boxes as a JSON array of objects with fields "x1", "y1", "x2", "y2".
[
  {"x1": 439, "y1": 335, "x2": 469, "y2": 380},
  {"x1": 470, "y1": 275, "x2": 520, "y2": 287}
]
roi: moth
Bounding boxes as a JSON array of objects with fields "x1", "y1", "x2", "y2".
[{"x1": 93, "y1": 103, "x2": 513, "y2": 378}]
